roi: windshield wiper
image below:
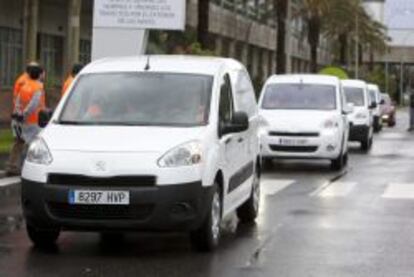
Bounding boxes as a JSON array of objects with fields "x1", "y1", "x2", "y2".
[{"x1": 58, "y1": 120, "x2": 92, "y2": 125}]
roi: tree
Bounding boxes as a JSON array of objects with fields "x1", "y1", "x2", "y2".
[
  {"x1": 299, "y1": 0, "x2": 329, "y2": 72},
  {"x1": 274, "y1": 0, "x2": 289, "y2": 73},
  {"x1": 197, "y1": 0, "x2": 211, "y2": 50}
]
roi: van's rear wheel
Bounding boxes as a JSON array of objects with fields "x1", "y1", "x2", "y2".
[
  {"x1": 190, "y1": 184, "x2": 222, "y2": 252},
  {"x1": 237, "y1": 168, "x2": 260, "y2": 223},
  {"x1": 26, "y1": 225, "x2": 60, "y2": 247}
]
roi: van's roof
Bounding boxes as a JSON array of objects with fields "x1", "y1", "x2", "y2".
[
  {"x1": 342, "y1": 79, "x2": 367, "y2": 88},
  {"x1": 266, "y1": 74, "x2": 340, "y2": 85},
  {"x1": 81, "y1": 55, "x2": 244, "y2": 75},
  {"x1": 367, "y1": 83, "x2": 380, "y2": 90}
]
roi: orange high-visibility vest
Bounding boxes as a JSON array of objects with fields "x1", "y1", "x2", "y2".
[
  {"x1": 18, "y1": 79, "x2": 45, "y2": 125},
  {"x1": 62, "y1": 75, "x2": 74, "y2": 97},
  {"x1": 13, "y1": 73, "x2": 29, "y2": 108}
]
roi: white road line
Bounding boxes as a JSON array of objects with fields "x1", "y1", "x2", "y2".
[
  {"x1": 382, "y1": 183, "x2": 414, "y2": 199},
  {"x1": 314, "y1": 181, "x2": 357, "y2": 198},
  {"x1": 0, "y1": 177, "x2": 21, "y2": 187},
  {"x1": 261, "y1": 179, "x2": 295, "y2": 196}
]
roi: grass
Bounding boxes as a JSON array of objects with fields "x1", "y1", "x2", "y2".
[{"x1": 0, "y1": 129, "x2": 13, "y2": 155}]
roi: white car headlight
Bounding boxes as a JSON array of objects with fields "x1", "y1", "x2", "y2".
[
  {"x1": 158, "y1": 141, "x2": 202, "y2": 168},
  {"x1": 355, "y1": 112, "x2": 368, "y2": 119},
  {"x1": 26, "y1": 138, "x2": 53, "y2": 165},
  {"x1": 323, "y1": 119, "x2": 338, "y2": 129}
]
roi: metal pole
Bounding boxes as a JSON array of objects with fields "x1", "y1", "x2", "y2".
[
  {"x1": 385, "y1": 59, "x2": 389, "y2": 93},
  {"x1": 400, "y1": 59, "x2": 404, "y2": 106},
  {"x1": 355, "y1": 13, "x2": 359, "y2": 79}
]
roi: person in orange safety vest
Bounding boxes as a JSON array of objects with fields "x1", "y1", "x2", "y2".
[
  {"x1": 5, "y1": 62, "x2": 44, "y2": 176},
  {"x1": 61, "y1": 63, "x2": 84, "y2": 97}
]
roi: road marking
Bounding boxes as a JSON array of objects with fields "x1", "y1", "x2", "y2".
[
  {"x1": 261, "y1": 179, "x2": 295, "y2": 196},
  {"x1": 0, "y1": 177, "x2": 20, "y2": 187},
  {"x1": 313, "y1": 181, "x2": 357, "y2": 198},
  {"x1": 382, "y1": 183, "x2": 414, "y2": 199}
]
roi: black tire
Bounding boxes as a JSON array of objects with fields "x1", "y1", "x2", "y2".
[
  {"x1": 262, "y1": 157, "x2": 273, "y2": 169},
  {"x1": 388, "y1": 120, "x2": 396, "y2": 127},
  {"x1": 27, "y1": 225, "x2": 60, "y2": 247},
  {"x1": 237, "y1": 167, "x2": 260, "y2": 223},
  {"x1": 190, "y1": 184, "x2": 222, "y2": 252},
  {"x1": 361, "y1": 132, "x2": 372, "y2": 151},
  {"x1": 331, "y1": 152, "x2": 344, "y2": 171}
]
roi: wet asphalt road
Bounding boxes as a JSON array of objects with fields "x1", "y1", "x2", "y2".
[{"x1": 1, "y1": 111, "x2": 414, "y2": 277}]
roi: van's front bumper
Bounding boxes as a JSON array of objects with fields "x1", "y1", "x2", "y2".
[
  {"x1": 21, "y1": 179, "x2": 212, "y2": 232},
  {"x1": 260, "y1": 130, "x2": 342, "y2": 159}
]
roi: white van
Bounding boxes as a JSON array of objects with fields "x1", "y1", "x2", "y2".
[
  {"x1": 367, "y1": 83, "x2": 382, "y2": 132},
  {"x1": 343, "y1": 80, "x2": 374, "y2": 151},
  {"x1": 258, "y1": 75, "x2": 352, "y2": 170},
  {"x1": 21, "y1": 56, "x2": 260, "y2": 252}
]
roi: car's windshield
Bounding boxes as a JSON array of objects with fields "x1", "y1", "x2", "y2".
[
  {"x1": 59, "y1": 73, "x2": 213, "y2": 126},
  {"x1": 344, "y1": 87, "x2": 365, "y2": 107},
  {"x1": 369, "y1": 90, "x2": 378, "y2": 103},
  {"x1": 261, "y1": 83, "x2": 337, "y2": 110}
]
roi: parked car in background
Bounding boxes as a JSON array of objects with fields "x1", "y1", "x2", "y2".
[
  {"x1": 368, "y1": 84, "x2": 382, "y2": 132},
  {"x1": 259, "y1": 74, "x2": 351, "y2": 170},
  {"x1": 343, "y1": 80, "x2": 374, "y2": 151},
  {"x1": 380, "y1": 93, "x2": 396, "y2": 127},
  {"x1": 21, "y1": 56, "x2": 261, "y2": 252}
]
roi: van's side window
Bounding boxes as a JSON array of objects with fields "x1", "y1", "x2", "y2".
[{"x1": 219, "y1": 74, "x2": 234, "y2": 125}]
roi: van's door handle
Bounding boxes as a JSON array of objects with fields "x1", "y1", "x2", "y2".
[
  {"x1": 225, "y1": 138, "x2": 232, "y2": 144},
  {"x1": 237, "y1": 138, "x2": 244, "y2": 143}
]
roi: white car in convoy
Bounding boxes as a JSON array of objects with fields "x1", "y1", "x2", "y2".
[
  {"x1": 368, "y1": 83, "x2": 382, "y2": 132},
  {"x1": 258, "y1": 75, "x2": 352, "y2": 170},
  {"x1": 342, "y1": 80, "x2": 374, "y2": 151},
  {"x1": 21, "y1": 55, "x2": 261, "y2": 252}
]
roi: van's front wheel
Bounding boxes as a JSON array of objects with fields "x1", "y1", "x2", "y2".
[
  {"x1": 237, "y1": 168, "x2": 260, "y2": 223},
  {"x1": 190, "y1": 184, "x2": 222, "y2": 252},
  {"x1": 26, "y1": 225, "x2": 60, "y2": 247}
]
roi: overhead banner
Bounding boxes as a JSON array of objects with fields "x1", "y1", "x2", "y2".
[{"x1": 93, "y1": 0, "x2": 186, "y2": 30}]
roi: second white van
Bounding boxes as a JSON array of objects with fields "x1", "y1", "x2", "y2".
[{"x1": 259, "y1": 75, "x2": 352, "y2": 170}]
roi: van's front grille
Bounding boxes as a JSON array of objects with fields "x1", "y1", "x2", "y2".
[
  {"x1": 47, "y1": 202, "x2": 154, "y2": 220},
  {"x1": 269, "y1": 145, "x2": 318, "y2": 153},
  {"x1": 269, "y1": 131, "x2": 320, "y2": 137},
  {"x1": 47, "y1": 174, "x2": 156, "y2": 187}
]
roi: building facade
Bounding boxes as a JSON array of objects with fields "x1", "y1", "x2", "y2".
[{"x1": 0, "y1": 0, "x2": 332, "y2": 123}]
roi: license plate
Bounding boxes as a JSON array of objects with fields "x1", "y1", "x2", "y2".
[
  {"x1": 279, "y1": 138, "x2": 308, "y2": 146},
  {"x1": 69, "y1": 190, "x2": 130, "y2": 205}
]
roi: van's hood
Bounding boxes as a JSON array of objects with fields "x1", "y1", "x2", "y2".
[
  {"x1": 259, "y1": 109, "x2": 338, "y2": 132},
  {"x1": 42, "y1": 124, "x2": 206, "y2": 153}
]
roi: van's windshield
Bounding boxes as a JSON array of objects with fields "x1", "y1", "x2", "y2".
[
  {"x1": 344, "y1": 87, "x2": 365, "y2": 107},
  {"x1": 261, "y1": 83, "x2": 337, "y2": 110},
  {"x1": 59, "y1": 73, "x2": 213, "y2": 126}
]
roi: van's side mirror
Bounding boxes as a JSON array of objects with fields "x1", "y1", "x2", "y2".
[
  {"x1": 220, "y1": 111, "x2": 249, "y2": 136},
  {"x1": 343, "y1": 103, "x2": 354, "y2": 114},
  {"x1": 38, "y1": 109, "x2": 53, "y2": 128},
  {"x1": 369, "y1": 102, "x2": 377, "y2": 109}
]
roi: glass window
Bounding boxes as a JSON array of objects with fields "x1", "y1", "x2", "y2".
[
  {"x1": 344, "y1": 87, "x2": 365, "y2": 107},
  {"x1": 0, "y1": 27, "x2": 23, "y2": 87},
  {"x1": 59, "y1": 73, "x2": 213, "y2": 127},
  {"x1": 219, "y1": 74, "x2": 234, "y2": 124},
  {"x1": 38, "y1": 34, "x2": 63, "y2": 87},
  {"x1": 79, "y1": 39, "x2": 91, "y2": 65},
  {"x1": 262, "y1": 83, "x2": 337, "y2": 110},
  {"x1": 369, "y1": 90, "x2": 378, "y2": 103}
]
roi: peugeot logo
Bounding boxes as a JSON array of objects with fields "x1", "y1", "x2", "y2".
[{"x1": 95, "y1": 161, "x2": 107, "y2": 172}]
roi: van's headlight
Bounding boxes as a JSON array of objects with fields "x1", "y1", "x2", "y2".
[
  {"x1": 323, "y1": 119, "x2": 338, "y2": 129},
  {"x1": 26, "y1": 138, "x2": 53, "y2": 165},
  {"x1": 158, "y1": 141, "x2": 202, "y2": 167}
]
